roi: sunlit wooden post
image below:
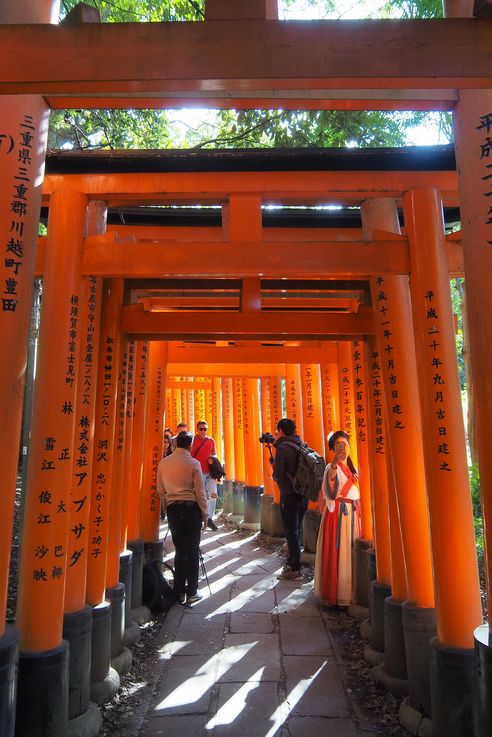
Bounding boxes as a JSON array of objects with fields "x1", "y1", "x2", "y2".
[
  {"x1": 0, "y1": 4, "x2": 60, "y2": 733},
  {"x1": 194, "y1": 377, "x2": 206, "y2": 424},
  {"x1": 260, "y1": 378, "x2": 276, "y2": 535},
  {"x1": 140, "y1": 341, "x2": 168, "y2": 561},
  {"x1": 179, "y1": 377, "x2": 187, "y2": 427},
  {"x1": 361, "y1": 198, "x2": 435, "y2": 715},
  {"x1": 15, "y1": 188, "x2": 87, "y2": 737},
  {"x1": 404, "y1": 187, "x2": 482, "y2": 733},
  {"x1": 337, "y1": 342, "x2": 358, "y2": 466},
  {"x1": 285, "y1": 364, "x2": 304, "y2": 438},
  {"x1": 62, "y1": 199, "x2": 104, "y2": 727},
  {"x1": 85, "y1": 279, "x2": 123, "y2": 699},
  {"x1": 212, "y1": 377, "x2": 222, "y2": 460},
  {"x1": 350, "y1": 340, "x2": 374, "y2": 613},
  {"x1": 300, "y1": 363, "x2": 324, "y2": 554},
  {"x1": 186, "y1": 381, "x2": 195, "y2": 430},
  {"x1": 172, "y1": 385, "x2": 181, "y2": 429},
  {"x1": 221, "y1": 377, "x2": 235, "y2": 515},
  {"x1": 205, "y1": 381, "x2": 213, "y2": 435},
  {"x1": 126, "y1": 341, "x2": 148, "y2": 609},
  {"x1": 363, "y1": 337, "x2": 394, "y2": 662},
  {"x1": 241, "y1": 378, "x2": 262, "y2": 529},
  {"x1": 232, "y1": 378, "x2": 246, "y2": 521},
  {"x1": 269, "y1": 374, "x2": 284, "y2": 519},
  {"x1": 165, "y1": 388, "x2": 172, "y2": 431},
  {"x1": 321, "y1": 359, "x2": 340, "y2": 457},
  {"x1": 120, "y1": 340, "x2": 135, "y2": 551}
]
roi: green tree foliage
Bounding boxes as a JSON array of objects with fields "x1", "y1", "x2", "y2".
[{"x1": 50, "y1": 0, "x2": 451, "y2": 150}]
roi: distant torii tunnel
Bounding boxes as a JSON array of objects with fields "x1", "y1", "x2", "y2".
[{"x1": 1, "y1": 3, "x2": 492, "y2": 737}]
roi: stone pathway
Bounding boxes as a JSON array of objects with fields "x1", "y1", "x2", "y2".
[{"x1": 132, "y1": 521, "x2": 379, "y2": 737}]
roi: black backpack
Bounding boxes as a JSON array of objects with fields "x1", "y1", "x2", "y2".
[
  {"x1": 284, "y1": 441, "x2": 326, "y2": 502},
  {"x1": 142, "y1": 559, "x2": 180, "y2": 614}
]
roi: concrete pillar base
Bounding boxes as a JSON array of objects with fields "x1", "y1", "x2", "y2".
[
  {"x1": 62, "y1": 605, "x2": 92, "y2": 719},
  {"x1": 229, "y1": 514, "x2": 244, "y2": 525},
  {"x1": 144, "y1": 540, "x2": 164, "y2": 564},
  {"x1": 105, "y1": 583, "x2": 125, "y2": 659},
  {"x1": 430, "y1": 637, "x2": 476, "y2": 737},
  {"x1": 474, "y1": 624, "x2": 492, "y2": 737},
  {"x1": 369, "y1": 580, "x2": 392, "y2": 654},
  {"x1": 127, "y1": 538, "x2": 144, "y2": 609},
  {"x1": 215, "y1": 483, "x2": 223, "y2": 511},
  {"x1": 300, "y1": 550, "x2": 316, "y2": 567},
  {"x1": 90, "y1": 602, "x2": 111, "y2": 685},
  {"x1": 373, "y1": 661, "x2": 409, "y2": 697},
  {"x1": 122, "y1": 620, "x2": 141, "y2": 648},
  {"x1": 239, "y1": 521, "x2": 261, "y2": 531},
  {"x1": 119, "y1": 550, "x2": 133, "y2": 625},
  {"x1": 398, "y1": 696, "x2": 432, "y2": 737},
  {"x1": 260, "y1": 494, "x2": 273, "y2": 534},
  {"x1": 360, "y1": 618, "x2": 372, "y2": 640},
  {"x1": 354, "y1": 538, "x2": 372, "y2": 608},
  {"x1": 402, "y1": 601, "x2": 435, "y2": 718},
  {"x1": 67, "y1": 701, "x2": 103, "y2": 737},
  {"x1": 222, "y1": 480, "x2": 234, "y2": 515},
  {"x1": 270, "y1": 502, "x2": 285, "y2": 537},
  {"x1": 130, "y1": 606, "x2": 151, "y2": 626},
  {"x1": 0, "y1": 624, "x2": 18, "y2": 737},
  {"x1": 243, "y1": 485, "x2": 262, "y2": 526},
  {"x1": 383, "y1": 597, "x2": 408, "y2": 683},
  {"x1": 89, "y1": 666, "x2": 120, "y2": 706},
  {"x1": 348, "y1": 603, "x2": 369, "y2": 620},
  {"x1": 110, "y1": 646, "x2": 132, "y2": 676},
  {"x1": 364, "y1": 644, "x2": 385, "y2": 667},
  {"x1": 16, "y1": 641, "x2": 69, "y2": 737},
  {"x1": 232, "y1": 482, "x2": 245, "y2": 517},
  {"x1": 302, "y1": 509, "x2": 320, "y2": 554}
]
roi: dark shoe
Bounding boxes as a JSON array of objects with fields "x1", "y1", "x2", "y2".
[
  {"x1": 186, "y1": 593, "x2": 203, "y2": 605},
  {"x1": 178, "y1": 593, "x2": 186, "y2": 605},
  {"x1": 207, "y1": 517, "x2": 218, "y2": 531}
]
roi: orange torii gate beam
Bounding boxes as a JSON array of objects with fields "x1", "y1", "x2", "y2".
[
  {"x1": 0, "y1": 20, "x2": 492, "y2": 109},
  {"x1": 120, "y1": 305, "x2": 374, "y2": 341}
]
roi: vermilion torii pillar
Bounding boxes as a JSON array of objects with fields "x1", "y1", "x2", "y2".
[
  {"x1": 0, "y1": 4, "x2": 59, "y2": 734},
  {"x1": 242, "y1": 378, "x2": 263, "y2": 529},
  {"x1": 337, "y1": 342, "x2": 358, "y2": 467},
  {"x1": 233, "y1": 378, "x2": 246, "y2": 483},
  {"x1": 361, "y1": 198, "x2": 435, "y2": 718},
  {"x1": 140, "y1": 341, "x2": 168, "y2": 561},
  {"x1": 15, "y1": 189, "x2": 87, "y2": 737},
  {"x1": 321, "y1": 360, "x2": 340, "y2": 457},
  {"x1": 404, "y1": 187, "x2": 482, "y2": 735},
  {"x1": 285, "y1": 364, "x2": 303, "y2": 438}
]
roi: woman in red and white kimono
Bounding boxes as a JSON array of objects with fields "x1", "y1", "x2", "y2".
[{"x1": 314, "y1": 430, "x2": 361, "y2": 607}]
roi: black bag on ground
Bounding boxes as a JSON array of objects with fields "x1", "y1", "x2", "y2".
[
  {"x1": 209, "y1": 455, "x2": 226, "y2": 481},
  {"x1": 142, "y1": 559, "x2": 179, "y2": 614}
]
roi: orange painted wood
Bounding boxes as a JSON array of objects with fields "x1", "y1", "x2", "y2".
[
  {"x1": 300, "y1": 364, "x2": 325, "y2": 455},
  {"x1": 16, "y1": 189, "x2": 87, "y2": 650},
  {"x1": 119, "y1": 305, "x2": 375, "y2": 341},
  {"x1": 167, "y1": 344, "x2": 337, "y2": 365},
  {"x1": 285, "y1": 364, "x2": 304, "y2": 438},
  {"x1": 0, "y1": 94, "x2": 51, "y2": 632},
  {"x1": 1, "y1": 20, "x2": 492, "y2": 100},
  {"x1": 351, "y1": 341, "x2": 373, "y2": 541},
  {"x1": 126, "y1": 341, "x2": 148, "y2": 542},
  {"x1": 320, "y1": 361, "x2": 340, "y2": 457},
  {"x1": 85, "y1": 279, "x2": 123, "y2": 607},
  {"x1": 363, "y1": 198, "x2": 434, "y2": 609},
  {"x1": 243, "y1": 378, "x2": 263, "y2": 487},
  {"x1": 139, "y1": 341, "x2": 168, "y2": 544},
  {"x1": 260, "y1": 378, "x2": 275, "y2": 496},
  {"x1": 405, "y1": 188, "x2": 481, "y2": 647},
  {"x1": 212, "y1": 378, "x2": 223, "y2": 461},
  {"x1": 42, "y1": 170, "x2": 459, "y2": 205},
  {"x1": 233, "y1": 378, "x2": 246, "y2": 482},
  {"x1": 64, "y1": 277, "x2": 102, "y2": 613},
  {"x1": 337, "y1": 342, "x2": 358, "y2": 467},
  {"x1": 222, "y1": 377, "x2": 236, "y2": 481},
  {"x1": 120, "y1": 340, "x2": 136, "y2": 551},
  {"x1": 364, "y1": 338, "x2": 391, "y2": 586}
]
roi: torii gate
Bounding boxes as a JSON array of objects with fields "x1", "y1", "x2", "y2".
[{"x1": 0, "y1": 2, "x2": 491, "y2": 737}]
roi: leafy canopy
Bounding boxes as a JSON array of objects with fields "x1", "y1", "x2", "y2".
[{"x1": 51, "y1": 0, "x2": 451, "y2": 151}]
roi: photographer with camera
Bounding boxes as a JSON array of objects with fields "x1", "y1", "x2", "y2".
[{"x1": 269, "y1": 418, "x2": 307, "y2": 581}]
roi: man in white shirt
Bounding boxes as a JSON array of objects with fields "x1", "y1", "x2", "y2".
[{"x1": 157, "y1": 431, "x2": 208, "y2": 604}]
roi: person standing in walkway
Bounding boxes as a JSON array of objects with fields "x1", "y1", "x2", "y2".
[
  {"x1": 191, "y1": 420, "x2": 219, "y2": 530},
  {"x1": 157, "y1": 430, "x2": 208, "y2": 604},
  {"x1": 314, "y1": 430, "x2": 361, "y2": 606},
  {"x1": 272, "y1": 417, "x2": 307, "y2": 581},
  {"x1": 171, "y1": 421, "x2": 188, "y2": 450}
]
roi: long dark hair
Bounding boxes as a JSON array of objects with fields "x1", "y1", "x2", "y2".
[{"x1": 328, "y1": 430, "x2": 357, "y2": 477}]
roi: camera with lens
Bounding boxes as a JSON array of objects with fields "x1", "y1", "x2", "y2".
[{"x1": 259, "y1": 431, "x2": 276, "y2": 445}]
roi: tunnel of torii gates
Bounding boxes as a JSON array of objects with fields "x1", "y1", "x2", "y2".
[{"x1": 3, "y1": 2, "x2": 492, "y2": 737}]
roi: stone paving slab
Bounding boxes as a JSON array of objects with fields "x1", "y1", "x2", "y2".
[
  {"x1": 283, "y1": 655, "x2": 351, "y2": 718},
  {"x1": 279, "y1": 614, "x2": 333, "y2": 656},
  {"x1": 212, "y1": 682, "x2": 282, "y2": 736},
  {"x1": 285, "y1": 716, "x2": 360, "y2": 736},
  {"x1": 274, "y1": 584, "x2": 318, "y2": 616},
  {"x1": 145, "y1": 715, "x2": 210, "y2": 736},
  {"x1": 151, "y1": 653, "x2": 219, "y2": 715},
  {"x1": 161, "y1": 613, "x2": 226, "y2": 656},
  {"x1": 218, "y1": 633, "x2": 282, "y2": 682},
  {"x1": 229, "y1": 612, "x2": 276, "y2": 634}
]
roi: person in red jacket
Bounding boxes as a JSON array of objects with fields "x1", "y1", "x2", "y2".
[{"x1": 190, "y1": 420, "x2": 218, "y2": 530}]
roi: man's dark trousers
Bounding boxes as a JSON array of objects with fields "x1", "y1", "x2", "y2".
[
  {"x1": 167, "y1": 501, "x2": 202, "y2": 596},
  {"x1": 280, "y1": 493, "x2": 308, "y2": 570}
]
